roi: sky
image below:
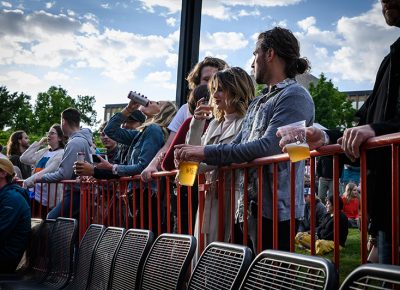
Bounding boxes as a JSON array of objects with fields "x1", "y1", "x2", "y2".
[{"x1": 0, "y1": 0, "x2": 398, "y2": 126}]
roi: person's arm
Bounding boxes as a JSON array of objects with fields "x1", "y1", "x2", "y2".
[
  {"x1": 186, "y1": 117, "x2": 205, "y2": 145},
  {"x1": 104, "y1": 112, "x2": 140, "y2": 146},
  {"x1": 116, "y1": 125, "x2": 164, "y2": 176},
  {"x1": 20, "y1": 139, "x2": 47, "y2": 165}
]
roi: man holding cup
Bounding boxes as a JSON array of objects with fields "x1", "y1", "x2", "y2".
[{"x1": 175, "y1": 27, "x2": 315, "y2": 252}]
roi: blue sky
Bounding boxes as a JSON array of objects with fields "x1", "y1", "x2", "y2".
[{"x1": 0, "y1": 0, "x2": 398, "y2": 125}]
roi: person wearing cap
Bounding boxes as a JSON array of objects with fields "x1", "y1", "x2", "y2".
[
  {"x1": 298, "y1": 189, "x2": 327, "y2": 232},
  {"x1": 0, "y1": 158, "x2": 31, "y2": 273},
  {"x1": 122, "y1": 109, "x2": 146, "y2": 130}
]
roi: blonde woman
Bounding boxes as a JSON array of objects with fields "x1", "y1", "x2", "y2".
[
  {"x1": 186, "y1": 67, "x2": 255, "y2": 256},
  {"x1": 342, "y1": 182, "x2": 360, "y2": 228}
]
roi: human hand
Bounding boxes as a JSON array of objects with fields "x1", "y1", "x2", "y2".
[
  {"x1": 141, "y1": 164, "x2": 158, "y2": 182},
  {"x1": 277, "y1": 126, "x2": 325, "y2": 152},
  {"x1": 174, "y1": 144, "x2": 205, "y2": 165},
  {"x1": 337, "y1": 125, "x2": 375, "y2": 161},
  {"x1": 193, "y1": 98, "x2": 213, "y2": 120},
  {"x1": 39, "y1": 137, "x2": 48, "y2": 145},
  {"x1": 73, "y1": 161, "x2": 95, "y2": 176},
  {"x1": 93, "y1": 155, "x2": 113, "y2": 170}
]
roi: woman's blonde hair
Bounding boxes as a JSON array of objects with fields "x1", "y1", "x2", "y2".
[
  {"x1": 208, "y1": 67, "x2": 255, "y2": 122},
  {"x1": 343, "y1": 182, "x2": 358, "y2": 202},
  {"x1": 139, "y1": 101, "x2": 177, "y2": 141}
]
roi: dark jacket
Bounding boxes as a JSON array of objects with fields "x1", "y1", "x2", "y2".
[
  {"x1": 0, "y1": 183, "x2": 31, "y2": 272},
  {"x1": 317, "y1": 212, "x2": 349, "y2": 247},
  {"x1": 316, "y1": 156, "x2": 333, "y2": 179},
  {"x1": 298, "y1": 199, "x2": 327, "y2": 232},
  {"x1": 326, "y1": 37, "x2": 400, "y2": 232}
]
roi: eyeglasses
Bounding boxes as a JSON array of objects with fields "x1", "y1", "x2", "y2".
[{"x1": 46, "y1": 132, "x2": 57, "y2": 136}]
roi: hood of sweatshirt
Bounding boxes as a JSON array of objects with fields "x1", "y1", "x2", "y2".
[{"x1": 70, "y1": 128, "x2": 93, "y2": 147}]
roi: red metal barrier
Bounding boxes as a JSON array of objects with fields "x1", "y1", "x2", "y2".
[{"x1": 26, "y1": 132, "x2": 400, "y2": 276}]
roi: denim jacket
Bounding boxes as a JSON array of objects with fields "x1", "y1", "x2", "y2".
[{"x1": 104, "y1": 112, "x2": 164, "y2": 178}]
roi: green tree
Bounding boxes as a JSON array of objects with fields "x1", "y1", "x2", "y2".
[
  {"x1": 32, "y1": 86, "x2": 97, "y2": 134},
  {"x1": 0, "y1": 86, "x2": 33, "y2": 132},
  {"x1": 309, "y1": 73, "x2": 356, "y2": 129}
]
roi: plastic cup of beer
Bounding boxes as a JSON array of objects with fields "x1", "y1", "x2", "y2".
[
  {"x1": 178, "y1": 161, "x2": 199, "y2": 186},
  {"x1": 278, "y1": 120, "x2": 310, "y2": 163}
]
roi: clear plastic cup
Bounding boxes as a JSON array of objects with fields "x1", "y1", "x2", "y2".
[
  {"x1": 278, "y1": 120, "x2": 310, "y2": 163},
  {"x1": 177, "y1": 161, "x2": 199, "y2": 186}
]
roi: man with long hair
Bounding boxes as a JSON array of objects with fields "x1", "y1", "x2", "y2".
[{"x1": 6, "y1": 130, "x2": 31, "y2": 179}]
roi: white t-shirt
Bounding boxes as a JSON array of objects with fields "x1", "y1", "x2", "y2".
[
  {"x1": 168, "y1": 103, "x2": 191, "y2": 133},
  {"x1": 34, "y1": 150, "x2": 59, "y2": 207}
]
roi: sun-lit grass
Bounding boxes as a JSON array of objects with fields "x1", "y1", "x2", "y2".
[{"x1": 296, "y1": 228, "x2": 361, "y2": 284}]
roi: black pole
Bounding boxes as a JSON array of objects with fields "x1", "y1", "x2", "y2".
[{"x1": 175, "y1": 0, "x2": 202, "y2": 107}]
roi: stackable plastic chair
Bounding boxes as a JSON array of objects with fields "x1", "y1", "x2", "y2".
[
  {"x1": 108, "y1": 229, "x2": 154, "y2": 290},
  {"x1": 140, "y1": 233, "x2": 197, "y2": 290},
  {"x1": 39, "y1": 217, "x2": 78, "y2": 289},
  {"x1": 86, "y1": 227, "x2": 125, "y2": 290},
  {"x1": 239, "y1": 250, "x2": 338, "y2": 290},
  {"x1": 65, "y1": 224, "x2": 105, "y2": 290},
  {"x1": 188, "y1": 242, "x2": 253, "y2": 290},
  {"x1": 340, "y1": 263, "x2": 400, "y2": 290}
]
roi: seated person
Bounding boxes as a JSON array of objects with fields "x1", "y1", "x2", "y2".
[
  {"x1": 0, "y1": 158, "x2": 31, "y2": 273},
  {"x1": 296, "y1": 195, "x2": 349, "y2": 254},
  {"x1": 298, "y1": 190, "x2": 327, "y2": 232},
  {"x1": 341, "y1": 182, "x2": 360, "y2": 228}
]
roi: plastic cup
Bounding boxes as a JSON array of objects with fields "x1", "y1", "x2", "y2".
[
  {"x1": 177, "y1": 161, "x2": 199, "y2": 186},
  {"x1": 278, "y1": 120, "x2": 310, "y2": 163}
]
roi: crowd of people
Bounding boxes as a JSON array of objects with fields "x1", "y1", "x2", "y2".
[{"x1": 1, "y1": 0, "x2": 399, "y2": 274}]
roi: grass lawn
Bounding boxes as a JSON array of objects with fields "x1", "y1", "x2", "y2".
[{"x1": 295, "y1": 228, "x2": 361, "y2": 284}]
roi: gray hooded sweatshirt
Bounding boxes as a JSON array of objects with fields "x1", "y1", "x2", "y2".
[{"x1": 41, "y1": 129, "x2": 93, "y2": 182}]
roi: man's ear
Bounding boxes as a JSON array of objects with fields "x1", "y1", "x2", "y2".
[{"x1": 265, "y1": 48, "x2": 275, "y2": 62}]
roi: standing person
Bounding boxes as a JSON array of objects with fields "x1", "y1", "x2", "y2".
[
  {"x1": 20, "y1": 124, "x2": 65, "y2": 218},
  {"x1": 6, "y1": 130, "x2": 31, "y2": 179},
  {"x1": 0, "y1": 158, "x2": 31, "y2": 273},
  {"x1": 37, "y1": 108, "x2": 93, "y2": 219},
  {"x1": 186, "y1": 67, "x2": 255, "y2": 258},
  {"x1": 316, "y1": 156, "x2": 333, "y2": 204},
  {"x1": 281, "y1": 0, "x2": 400, "y2": 264},
  {"x1": 342, "y1": 182, "x2": 360, "y2": 228},
  {"x1": 175, "y1": 27, "x2": 314, "y2": 252},
  {"x1": 140, "y1": 57, "x2": 228, "y2": 182}
]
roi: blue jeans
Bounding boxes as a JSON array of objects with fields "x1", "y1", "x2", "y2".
[{"x1": 47, "y1": 188, "x2": 80, "y2": 220}]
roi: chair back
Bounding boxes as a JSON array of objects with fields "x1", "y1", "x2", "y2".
[
  {"x1": 66, "y1": 224, "x2": 105, "y2": 290},
  {"x1": 140, "y1": 233, "x2": 196, "y2": 290},
  {"x1": 239, "y1": 250, "x2": 338, "y2": 290},
  {"x1": 87, "y1": 227, "x2": 125, "y2": 290},
  {"x1": 30, "y1": 219, "x2": 55, "y2": 281},
  {"x1": 108, "y1": 229, "x2": 154, "y2": 290},
  {"x1": 41, "y1": 217, "x2": 77, "y2": 289},
  {"x1": 339, "y1": 263, "x2": 400, "y2": 290},
  {"x1": 188, "y1": 242, "x2": 253, "y2": 290}
]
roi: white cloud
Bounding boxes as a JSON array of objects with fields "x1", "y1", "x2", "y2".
[
  {"x1": 1, "y1": 1, "x2": 12, "y2": 8},
  {"x1": 273, "y1": 19, "x2": 288, "y2": 28},
  {"x1": 101, "y1": 3, "x2": 111, "y2": 9},
  {"x1": 166, "y1": 17, "x2": 176, "y2": 27},
  {"x1": 144, "y1": 71, "x2": 175, "y2": 90},
  {"x1": 295, "y1": 2, "x2": 397, "y2": 85},
  {"x1": 201, "y1": 32, "x2": 248, "y2": 51},
  {"x1": 45, "y1": 2, "x2": 55, "y2": 9},
  {"x1": 44, "y1": 71, "x2": 69, "y2": 81},
  {"x1": 0, "y1": 71, "x2": 41, "y2": 86},
  {"x1": 203, "y1": 51, "x2": 228, "y2": 61},
  {"x1": 67, "y1": 9, "x2": 75, "y2": 17},
  {"x1": 165, "y1": 53, "x2": 178, "y2": 68},
  {"x1": 0, "y1": 9, "x2": 180, "y2": 85},
  {"x1": 138, "y1": 0, "x2": 302, "y2": 20}
]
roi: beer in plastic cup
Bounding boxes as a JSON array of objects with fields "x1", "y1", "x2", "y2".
[
  {"x1": 284, "y1": 143, "x2": 310, "y2": 163},
  {"x1": 178, "y1": 161, "x2": 199, "y2": 186},
  {"x1": 277, "y1": 120, "x2": 310, "y2": 163}
]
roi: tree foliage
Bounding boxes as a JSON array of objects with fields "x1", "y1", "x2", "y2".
[
  {"x1": 309, "y1": 73, "x2": 356, "y2": 129},
  {"x1": 0, "y1": 85, "x2": 97, "y2": 136}
]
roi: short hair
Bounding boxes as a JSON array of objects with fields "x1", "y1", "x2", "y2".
[
  {"x1": 209, "y1": 67, "x2": 256, "y2": 122},
  {"x1": 62, "y1": 107, "x2": 81, "y2": 128},
  {"x1": 6, "y1": 130, "x2": 26, "y2": 156},
  {"x1": 188, "y1": 84, "x2": 210, "y2": 115},
  {"x1": 186, "y1": 57, "x2": 228, "y2": 91},
  {"x1": 328, "y1": 195, "x2": 344, "y2": 211},
  {"x1": 99, "y1": 121, "x2": 108, "y2": 133},
  {"x1": 257, "y1": 27, "x2": 310, "y2": 78}
]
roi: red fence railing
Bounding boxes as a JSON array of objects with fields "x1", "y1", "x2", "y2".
[{"x1": 27, "y1": 132, "x2": 400, "y2": 272}]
